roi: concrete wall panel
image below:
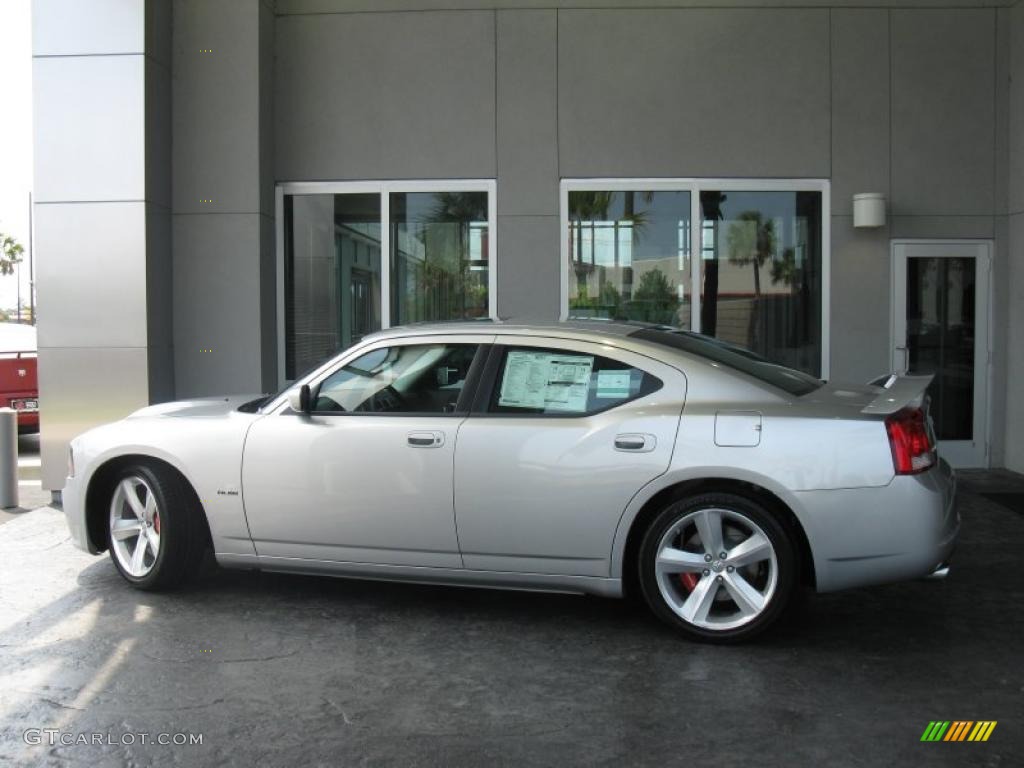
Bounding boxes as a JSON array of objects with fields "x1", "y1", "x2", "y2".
[
  {"x1": 827, "y1": 218, "x2": 892, "y2": 384},
  {"x1": 496, "y1": 216, "x2": 561, "y2": 321},
  {"x1": 172, "y1": 0, "x2": 262, "y2": 214},
  {"x1": 891, "y1": 9, "x2": 995, "y2": 217},
  {"x1": 1010, "y1": 4, "x2": 1024, "y2": 214},
  {"x1": 889, "y1": 216, "x2": 995, "y2": 240},
  {"x1": 274, "y1": 11, "x2": 497, "y2": 181},
  {"x1": 497, "y1": 10, "x2": 558, "y2": 217},
  {"x1": 172, "y1": 214, "x2": 265, "y2": 397},
  {"x1": 558, "y1": 9, "x2": 830, "y2": 179},
  {"x1": 278, "y1": 0, "x2": 1010, "y2": 13},
  {"x1": 1006, "y1": 213, "x2": 1024, "y2": 471},
  {"x1": 830, "y1": 9, "x2": 889, "y2": 209}
]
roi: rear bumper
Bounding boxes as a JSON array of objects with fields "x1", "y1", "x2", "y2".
[{"x1": 794, "y1": 458, "x2": 959, "y2": 593}]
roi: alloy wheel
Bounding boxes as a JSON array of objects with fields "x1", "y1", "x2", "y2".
[
  {"x1": 654, "y1": 507, "x2": 778, "y2": 631},
  {"x1": 109, "y1": 475, "x2": 162, "y2": 578}
]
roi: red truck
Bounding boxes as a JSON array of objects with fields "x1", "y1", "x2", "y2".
[{"x1": 0, "y1": 323, "x2": 38, "y2": 434}]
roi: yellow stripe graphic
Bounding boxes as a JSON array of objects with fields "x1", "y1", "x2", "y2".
[
  {"x1": 967, "y1": 722, "x2": 985, "y2": 741},
  {"x1": 981, "y1": 721, "x2": 997, "y2": 742}
]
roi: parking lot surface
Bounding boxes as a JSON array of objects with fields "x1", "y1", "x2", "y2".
[{"x1": 1, "y1": 471, "x2": 1022, "y2": 766}]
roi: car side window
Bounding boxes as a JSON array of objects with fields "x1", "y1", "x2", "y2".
[
  {"x1": 313, "y1": 344, "x2": 479, "y2": 414},
  {"x1": 487, "y1": 346, "x2": 662, "y2": 416}
]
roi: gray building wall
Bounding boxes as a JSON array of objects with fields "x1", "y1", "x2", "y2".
[
  {"x1": 274, "y1": 1, "x2": 1016, "y2": 468},
  {"x1": 1006, "y1": 1, "x2": 1024, "y2": 472},
  {"x1": 31, "y1": 0, "x2": 1024, "y2": 487},
  {"x1": 171, "y1": 0, "x2": 276, "y2": 399}
]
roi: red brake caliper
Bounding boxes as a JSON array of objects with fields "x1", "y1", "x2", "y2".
[{"x1": 679, "y1": 572, "x2": 699, "y2": 592}]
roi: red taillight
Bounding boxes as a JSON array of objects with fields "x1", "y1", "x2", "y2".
[{"x1": 885, "y1": 407, "x2": 935, "y2": 475}]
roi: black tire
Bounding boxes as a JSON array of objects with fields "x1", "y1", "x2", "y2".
[
  {"x1": 638, "y1": 492, "x2": 797, "y2": 643},
  {"x1": 105, "y1": 463, "x2": 208, "y2": 590}
]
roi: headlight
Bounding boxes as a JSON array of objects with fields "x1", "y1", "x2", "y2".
[{"x1": 67, "y1": 445, "x2": 75, "y2": 478}]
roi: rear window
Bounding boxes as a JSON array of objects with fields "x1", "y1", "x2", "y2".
[{"x1": 630, "y1": 328, "x2": 823, "y2": 397}]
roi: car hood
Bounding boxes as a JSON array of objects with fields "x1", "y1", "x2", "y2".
[{"x1": 126, "y1": 394, "x2": 263, "y2": 420}]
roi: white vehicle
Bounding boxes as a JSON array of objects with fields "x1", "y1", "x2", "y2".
[{"x1": 62, "y1": 321, "x2": 958, "y2": 642}]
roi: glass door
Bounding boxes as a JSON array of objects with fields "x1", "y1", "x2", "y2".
[{"x1": 891, "y1": 241, "x2": 991, "y2": 468}]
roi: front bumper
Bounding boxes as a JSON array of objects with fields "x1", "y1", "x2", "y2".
[
  {"x1": 61, "y1": 472, "x2": 98, "y2": 554},
  {"x1": 794, "y1": 458, "x2": 959, "y2": 593}
]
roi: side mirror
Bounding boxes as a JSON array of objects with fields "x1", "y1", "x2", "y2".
[{"x1": 287, "y1": 383, "x2": 311, "y2": 414}]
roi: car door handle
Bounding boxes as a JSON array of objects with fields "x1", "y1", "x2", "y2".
[
  {"x1": 614, "y1": 433, "x2": 656, "y2": 452},
  {"x1": 407, "y1": 431, "x2": 444, "y2": 448}
]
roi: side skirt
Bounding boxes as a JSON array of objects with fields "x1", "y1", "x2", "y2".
[{"x1": 214, "y1": 552, "x2": 623, "y2": 598}]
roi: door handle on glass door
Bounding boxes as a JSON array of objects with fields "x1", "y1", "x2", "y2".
[
  {"x1": 895, "y1": 345, "x2": 910, "y2": 374},
  {"x1": 407, "y1": 431, "x2": 444, "y2": 448},
  {"x1": 614, "y1": 433, "x2": 656, "y2": 452}
]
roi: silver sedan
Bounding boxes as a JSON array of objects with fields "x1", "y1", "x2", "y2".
[{"x1": 61, "y1": 321, "x2": 958, "y2": 642}]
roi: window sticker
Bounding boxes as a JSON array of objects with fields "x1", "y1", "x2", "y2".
[
  {"x1": 595, "y1": 370, "x2": 632, "y2": 399},
  {"x1": 498, "y1": 351, "x2": 594, "y2": 412}
]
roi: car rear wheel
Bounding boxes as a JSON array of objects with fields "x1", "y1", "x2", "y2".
[
  {"x1": 106, "y1": 463, "x2": 206, "y2": 590},
  {"x1": 638, "y1": 492, "x2": 797, "y2": 643}
]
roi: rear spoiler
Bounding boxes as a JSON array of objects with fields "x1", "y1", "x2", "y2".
[{"x1": 861, "y1": 373, "x2": 934, "y2": 415}]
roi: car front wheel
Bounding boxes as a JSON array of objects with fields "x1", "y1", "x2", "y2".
[
  {"x1": 106, "y1": 463, "x2": 206, "y2": 590},
  {"x1": 638, "y1": 492, "x2": 797, "y2": 643}
]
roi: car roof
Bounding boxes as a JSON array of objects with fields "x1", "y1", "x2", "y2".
[{"x1": 363, "y1": 318, "x2": 654, "y2": 342}]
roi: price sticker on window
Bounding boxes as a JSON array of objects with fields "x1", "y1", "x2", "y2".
[{"x1": 499, "y1": 351, "x2": 593, "y2": 412}]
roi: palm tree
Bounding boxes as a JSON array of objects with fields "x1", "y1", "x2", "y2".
[{"x1": 725, "y1": 211, "x2": 777, "y2": 352}]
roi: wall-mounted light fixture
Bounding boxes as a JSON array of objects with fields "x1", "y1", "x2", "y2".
[{"x1": 853, "y1": 193, "x2": 886, "y2": 228}]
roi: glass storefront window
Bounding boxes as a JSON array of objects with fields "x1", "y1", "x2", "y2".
[
  {"x1": 282, "y1": 183, "x2": 493, "y2": 382},
  {"x1": 699, "y1": 190, "x2": 822, "y2": 376},
  {"x1": 284, "y1": 193, "x2": 382, "y2": 379},
  {"x1": 390, "y1": 192, "x2": 489, "y2": 325},
  {"x1": 568, "y1": 191, "x2": 692, "y2": 328},
  {"x1": 565, "y1": 183, "x2": 826, "y2": 377}
]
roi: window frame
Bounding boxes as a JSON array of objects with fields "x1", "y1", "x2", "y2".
[
  {"x1": 559, "y1": 178, "x2": 831, "y2": 379},
  {"x1": 276, "y1": 179, "x2": 498, "y2": 388},
  {"x1": 470, "y1": 342, "x2": 664, "y2": 419}
]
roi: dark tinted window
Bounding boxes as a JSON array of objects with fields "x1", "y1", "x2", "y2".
[
  {"x1": 313, "y1": 344, "x2": 478, "y2": 414},
  {"x1": 631, "y1": 327, "x2": 822, "y2": 397},
  {"x1": 488, "y1": 347, "x2": 661, "y2": 416}
]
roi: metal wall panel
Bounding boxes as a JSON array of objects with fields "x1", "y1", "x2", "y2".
[
  {"x1": 38, "y1": 347, "x2": 152, "y2": 489},
  {"x1": 33, "y1": 55, "x2": 146, "y2": 203},
  {"x1": 34, "y1": 202, "x2": 149, "y2": 349},
  {"x1": 33, "y1": 0, "x2": 172, "y2": 490},
  {"x1": 32, "y1": 0, "x2": 144, "y2": 56}
]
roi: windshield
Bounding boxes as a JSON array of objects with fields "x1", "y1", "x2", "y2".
[{"x1": 629, "y1": 327, "x2": 823, "y2": 397}]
